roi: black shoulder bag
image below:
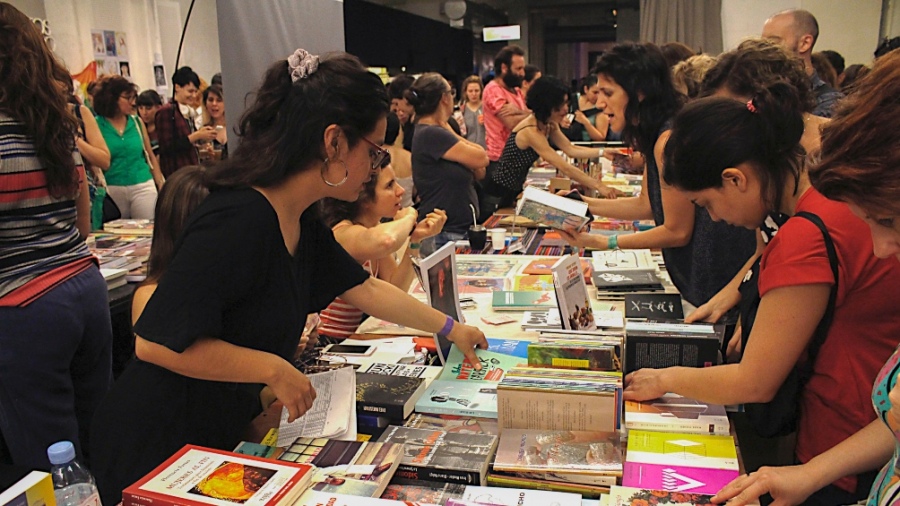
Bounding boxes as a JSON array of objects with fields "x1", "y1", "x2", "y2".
[{"x1": 738, "y1": 211, "x2": 839, "y2": 438}]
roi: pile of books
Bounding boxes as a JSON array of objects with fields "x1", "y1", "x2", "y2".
[{"x1": 88, "y1": 233, "x2": 151, "y2": 288}]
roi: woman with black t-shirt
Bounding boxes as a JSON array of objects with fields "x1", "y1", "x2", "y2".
[{"x1": 90, "y1": 50, "x2": 488, "y2": 505}]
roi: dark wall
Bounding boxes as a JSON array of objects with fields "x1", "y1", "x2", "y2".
[{"x1": 344, "y1": 0, "x2": 475, "y2": 82}]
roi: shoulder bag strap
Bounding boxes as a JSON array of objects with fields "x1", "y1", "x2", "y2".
[{"x1": 793, "y1": 210, "x2": 840, "y2": 384}]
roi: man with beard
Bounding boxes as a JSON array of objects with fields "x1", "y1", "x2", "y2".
[
  {"x1": 483, "y1": 45, "x2": 528, "y2": 167},
  {"x1": 762, "y1": 9, "x2": 842, "y2": 117}
]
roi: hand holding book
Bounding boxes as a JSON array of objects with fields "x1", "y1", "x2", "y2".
[
  {"x1": 446, "y1": 322, "x2": 490, "y2": 371},
  {"x1": 269, "y1": 360, "x2": 318, "y2": 422}
]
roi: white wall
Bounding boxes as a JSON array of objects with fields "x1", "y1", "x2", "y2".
[
  {"x1": 721, "y1": 0, "x2": 882, "y2": 65},
  {"x1": 30, "y1": 0, "x2": 220, "y2": 95}
]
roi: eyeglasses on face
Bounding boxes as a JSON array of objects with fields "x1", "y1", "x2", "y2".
[{"x1": 360, "y1": 136, "x2": 391, "y2": 170}]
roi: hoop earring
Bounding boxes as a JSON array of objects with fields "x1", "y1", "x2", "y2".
[{"x1": 321, "y1": 159, "x2": 349, "y2": 187}]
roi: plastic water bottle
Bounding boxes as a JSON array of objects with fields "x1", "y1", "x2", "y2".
[{"x1": 47, "y1": 441, "x2": 102, "y2": 506}]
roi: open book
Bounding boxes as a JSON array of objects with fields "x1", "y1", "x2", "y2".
[{"x1": 516, "y1": 187, "x2": 592, "y2": 232}]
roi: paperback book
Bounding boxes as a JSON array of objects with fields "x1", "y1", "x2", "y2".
[
  {"x1": 376, "y1": 426, "x2": 499, "y2": 486},
  {"x1": 404, "y1": 413, "x2": 499, "y2": 435},
  {"x1": 413, "y1": 241, "x2": 464, "y2": 365},
  {"x1": 355, "y1": 372, "x2": 427, "y2": 421},
  {"x1": 460, "y1": 485, "x2": 582, "y2": 506},
  {"x1": 521, "y1": 310, "x2": 562, "y2": 331},
  {"x1": 552, "y1": 255, "x2": 596, "y2": 331},
  {"x1": 526, "y1": 341, "x2": 620, "y2": 372},
  {"x1": 516, "y1": 186, "x2": 593, "y2": 231},
  {"x1": 122, "y1": 445, "x2": 314, "y2": 506},
  {"x1": 438, "y1": 346, "x2": 523, "y2": 382},
  {"x1": 491, "y1": 290, "x2": 556, "y2": 311},
  {"x1": 624, "y1": 293, "x2": 684, "y2": 320},
  {"x1": 512, "y1": 274, "x2": 555, "y2": 292},
  {"x1": 623, "y1": 431, "x2": 739, "y2": 495},
  {"x1": 414, "y1": 379, "x2": 498, "y2": 419},
  {"x1": 593, "y1": 271, "x2": 665, "y2": 294},
  {"x1": 607, "y1": 486, "x2": 715, "y2": 506},
  {"x1": 277, "y1": 438, "x2": 403, "y2": 498},
  {"x1": 485, "y1": 472, "x2": 611, "y2": 499},
  {"x1": 0, "y1": 471, "x2": 55, "y2": 506},
  {"x1": 591, "y1": 249, "x2": 656, "y2": 274},
  {"x1": 624, "y1": 322, "x2": 723, "y2": 373},
  {"x1": 624, "y1": 394, "x2": 729, "y2": 436},
  {"x1": 492, "y1": 429, "x2": 623, "y2": 484},
  {"x1": 380, "y1": 481, "x2": 466, "y2": 504},
  {"x1": 295, "y1": 490, "x2": 432, "y2": 506}
]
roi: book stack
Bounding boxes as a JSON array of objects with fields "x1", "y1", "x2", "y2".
[
  {"x1": 103, "y1": 218, "x2": 154, "y2": 236},
  {"x1": 355, "y1": 372, "x2": 428, "y2": 434},
  {"x1": 591, "y1": 249, "x2": 665, "y2": 298},
  {"x1": 89, "y1": 233, "x2": 152, "y2": 285},
  {"x1": 622, "y1": 430, "x2": 740, "y2": 495},
  {"x1": 497, "y1": 367, "x2": 622, "y2": 433},
  {"x1": 625, "y1": 293, "x2": 685, "y2": 321},
  {"x1": 490, "y1": 429, "x2": 623, "y2": 496},
  {"x1": 526, "y1": 341, "x2": 621, "y2": 372}
]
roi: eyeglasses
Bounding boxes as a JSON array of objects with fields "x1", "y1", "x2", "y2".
[
  {"x1": 120, "y1": 94, "x2": 136, "y2": 102},
  {"x1": 360, "y1": 136, "x2": 391, "y2": 170}
]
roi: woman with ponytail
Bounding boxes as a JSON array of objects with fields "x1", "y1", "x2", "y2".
[
  {"x1": 407, "y1": 73, "x2": 489, "y2": 255},
  {"x1": 624, "y1": 80, "x2": 900, "y2": 505},
  {"x1": 91, "y1": 52, "x2": 487, "y2": 505}
]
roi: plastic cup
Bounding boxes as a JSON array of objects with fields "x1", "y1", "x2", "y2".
[
  {"x1": 489, "y1": 228, "x2": 507, "y2": 248},
  {"x1": 468, "y1": 225, "x2": 487, "y2": 250}
]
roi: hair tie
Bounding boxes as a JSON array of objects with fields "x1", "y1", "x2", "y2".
[
  {"x1": 746, "y1": 99, "x2": 758, "y2": 114},
  {"x1": 410, "y1": 90, "x2": 418, "y2": 98},
  {"x1": 287, "y1": 48, "x2": 320, "y2": 82}
]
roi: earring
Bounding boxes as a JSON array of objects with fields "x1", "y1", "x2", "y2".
[{"x1": 321, "y1": 159, "x2": 348, "y2": 187}]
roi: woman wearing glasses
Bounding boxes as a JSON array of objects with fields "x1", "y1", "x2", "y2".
[
  {"x1": 90, "y1": 50, "x2": 488, "y2": 505},
  {"x1": 93, "y1": 76, "x2": 164, "y2": 219},
  {"x1": 407, "y1": 73, "x2": 489, "y2": 255},
  {"x1": 317, "y1": 162, "x2": 447, "y2": 341}
]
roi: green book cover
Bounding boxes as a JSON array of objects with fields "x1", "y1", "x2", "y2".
[
  {"x1": 491, "y1": 290, "x2": 556, "y2": 310},
  {"x1": 438, "y1": 346, "x2": 524, "y2": 382}
]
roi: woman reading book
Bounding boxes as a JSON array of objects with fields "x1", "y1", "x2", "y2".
[
  {"x1": 712, "y1": 48, "x2": 900, "y2": 506},
  {"x1": 624, "y1": 78, "x2": 900, "y2": 505},
  {"x1": 317, "y1": 165, "x2": 447, "y2": 340},
  {"x1": 90, "y1": 49, "x2": 488, "y2": 505},
  {"x1": 556, "y1": 43, "x2": 757, "y2": 308}
]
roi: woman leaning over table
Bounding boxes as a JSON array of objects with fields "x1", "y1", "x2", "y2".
[
  {"x1": 317, "y1": 164, "x2": 447, "y2": 341},
  {"x1": 711, "y1": 48, "x2": 900, "y2": 506},
  {"x1": 90, "y1": 49, "x2": 488, "y2": 505},
  {"x1": 625, "y1": 79, "x2": 900, "y2": 506},
  {"x1": 408, "y1": 73, "x2": 489, "y2": 255},
  {"x1": 0, "y1": 2, "x2": 112, "y2": 469},
  {"x1": 480, "y1": 75, "x2": 620, "y2": 217},
  {"x1": 93, "y1": 75, "x2": 164, "y2": 219},
  {"x1": 557, "y1": 43, "x2": 757, "y2": 308}
]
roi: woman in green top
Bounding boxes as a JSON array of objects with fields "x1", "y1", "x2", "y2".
[{"x1": 94, "y1": 76, "x2": 164, "y2": 219}]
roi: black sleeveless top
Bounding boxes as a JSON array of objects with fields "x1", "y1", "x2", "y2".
[
  {"x1": 492, "y1": 125, "x2": 542, "y2": 192},
  {"x1": 645, "y1": 126, "x2": 757, "y2": 308}
]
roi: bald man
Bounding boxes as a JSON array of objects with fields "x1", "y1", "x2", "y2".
[{"x1": 763, "y1": 9, "x2": 842, "y2": 117}]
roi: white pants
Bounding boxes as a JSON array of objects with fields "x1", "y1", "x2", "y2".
[{"x1": 107, "y1": 180, "x2": 158, "y2": 220}]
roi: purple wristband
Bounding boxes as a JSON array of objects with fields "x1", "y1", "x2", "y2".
[{"x1": 438, "y1": 315, "x2": 455, "y2": 336}]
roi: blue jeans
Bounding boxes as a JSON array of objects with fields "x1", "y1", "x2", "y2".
[
  {"x1": 421, "y1": 231, "x2": 466, "y2": 257},
  {"x1": 0, "y1": 267, "x2": 113, "y2": 468}
]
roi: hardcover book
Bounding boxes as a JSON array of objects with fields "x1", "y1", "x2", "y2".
[
  {"x1": 552, "y1": 255, "x2": 596, "y2": 331},
  {"x1": 376, "y1": 426, "x2": 499, "y2": 486},
  {"x1": 438, "y1": 346, "x2": 523, "y2": 382},
  {"x1": 491, "y1": 290, "x2": 556, "y2": 311},
  {"x1": 414, "y1": 379, "x2": 498, "y2": 419},
  {"x1": 355, "y1": 372, "x2": 427, "y2": 421},
  {"x1": 122, "y1": 445, "x2": 314, "y2": 506},
  {"x1": 492, "y1": 429, "x2": 623, "y2": 482},
  {"x1": 623, "y1": 431, "x2": 739, "y2": 495},
  {"x1": 624, "y1": 394, "x2": 729, "y2": 436},
  {"x1": 516, "y1": 186, "x2": 592, "y2": 231},
  {"x1": 460, "y1": 485, "x2": 582, "y2": 506},
  {"x1": 624, "y1": 293, "x2": 684, "y2": 320},
  {"x1": 608, "y1": 486, "x2": 715, "y2": 506},
  {"x1": 404, "y1": 413, "x2": 499, "y2": 435}
]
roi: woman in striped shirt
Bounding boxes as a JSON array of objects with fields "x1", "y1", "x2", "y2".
[
  {"x1": 0, "y1": 2, "x2": 112, "y2": 469},
  {"x1": 318, "y1": 165, "x2": 447, "y2": 340}
]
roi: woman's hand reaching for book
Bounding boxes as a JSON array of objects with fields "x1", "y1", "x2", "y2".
[
  {"x1": 269, "y1": 360, "x2": 317, "y2": 422},
  {"x1": 623, "y1": 367, "x2": 669, "y2": 401},
  {"x1": 711, "y1": 465, "x2": 820, "y2": 506},
  {"x1": 447, "y1": 322, "x2": 489, "y2": 370},
  {"x1": 558, "y1": 225, "x2": 605, "y2": 250},
  {"x1": 410, "y1": 209, "x2": 447, "y2": 244}
]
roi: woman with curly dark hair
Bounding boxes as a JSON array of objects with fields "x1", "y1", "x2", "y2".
[
  {"x1": 480, "y1": 75, "x2": 619, "y2": 216},
  {"x1": 0, "y1": 2, "x2": 112, "y2": 469},
  {"x1": 90, "y1": 50, "x2": 487, "y2": 505},
  {"x1": 559, "y1": 43, "x2": 757, "y2": 309}
]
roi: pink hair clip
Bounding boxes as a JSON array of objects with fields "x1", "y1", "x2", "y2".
[{"x1": 746, "y1": 99, "x2": 757, "y2": 113}]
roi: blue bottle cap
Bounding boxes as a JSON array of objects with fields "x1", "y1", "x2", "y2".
[{"x1": 47, "y1": 441, "x2": 76, "y2": 465}]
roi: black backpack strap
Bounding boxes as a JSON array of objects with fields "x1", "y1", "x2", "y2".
[{"x1": 793, "y1": 211, "x2": 840, "y2": 384}]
